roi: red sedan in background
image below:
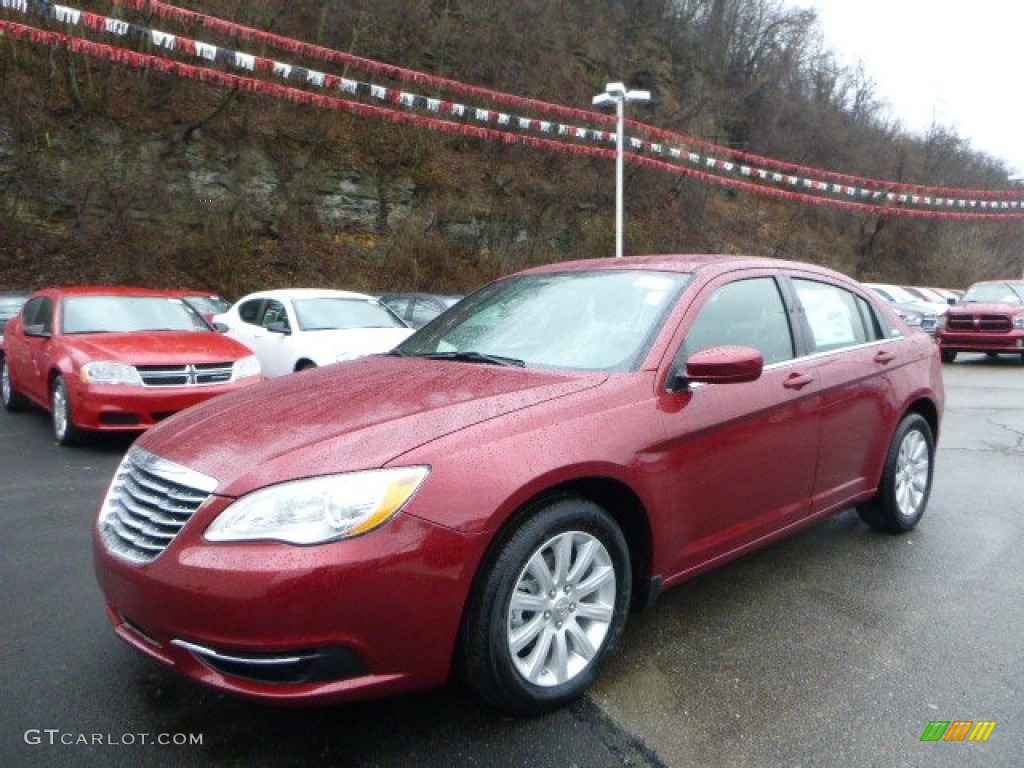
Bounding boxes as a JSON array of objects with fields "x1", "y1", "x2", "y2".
[
  {"x1": 93, "y1": 256, "x2": 943, "y2": 714},
  {"x1": 2, "y1": 286, "x2": 262, "y2": 445}
]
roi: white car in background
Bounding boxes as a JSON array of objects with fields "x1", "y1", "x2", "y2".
[{"x1": 214, "y1": 289, "x2": 414, "y2": 377}]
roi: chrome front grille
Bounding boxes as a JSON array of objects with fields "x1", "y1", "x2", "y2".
[
  {"x1": 99, "y1": 447, "x2": 218, "y2": 563},
  {"x1": 135, "y1": 362, "x2": 235, "y2": 387}
]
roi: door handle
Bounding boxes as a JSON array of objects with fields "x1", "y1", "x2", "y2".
[
  {"x1": 783, "y1": 372, "x2": 814, "y2": 389},
  {"x1": 873, "y1": 350, "x2": 896, "y2": 364}
]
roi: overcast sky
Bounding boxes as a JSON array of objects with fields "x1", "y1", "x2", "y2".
[{"x1": 785, "y1": 0, "x2": 1024, "y2": 179}]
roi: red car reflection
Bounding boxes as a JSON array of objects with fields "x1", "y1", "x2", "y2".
[
  {"x1": 93, "y1": 256, "x2": 944, "y2": 714},
  {"x1": 2, "y1": 286, "x2": 262, "y2": 444}
]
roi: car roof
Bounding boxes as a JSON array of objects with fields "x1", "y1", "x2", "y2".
[
  {"x1": 168, "y1": 289, "x2": 224, "y2": 297},
  {"x1": 239, "y1": 288, "x2": 377, "y2": 301},
  {"x1": 518, "y1": 254, "x2": 849, "y2": 281},
  {"x1": 380, "y1": 291, "x2": 457, "y2": 300},
  {"x1": 33, "y1": 286, "x2": 184, "y2": 297}
]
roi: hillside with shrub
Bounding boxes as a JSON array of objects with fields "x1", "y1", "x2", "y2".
[{"x1": 1, "y1": 0, "x2": 1021, "y2": 295}]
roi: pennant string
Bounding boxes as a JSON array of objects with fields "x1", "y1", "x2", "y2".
[{"x1": 2, "y1": 3, "x2": 1024, "y2": 219}]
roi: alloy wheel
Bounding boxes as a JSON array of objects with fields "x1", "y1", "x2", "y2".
[
  {"x1": 894, "y1": 429, "x2": 930, "y2": 518},
  {"x1": 52, "y1": 380, "x2": 69, "y2": 441},
  {"x1": 506, "y1": 530, "x2": 616, "y2": 687}
]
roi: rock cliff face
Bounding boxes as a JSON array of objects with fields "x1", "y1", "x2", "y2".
[
  {"x1": 0, "y1": 116, "x2": 421, "y2": 241},
  {"x1": 0, "y1": 105, "x2": 529, "y2": 293}
]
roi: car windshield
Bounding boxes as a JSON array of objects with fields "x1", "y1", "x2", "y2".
[
  {"x1": 293, "y1": 298, "x2": 407, "y2": 331},
  {"x1": 960, "y1": 283, "x2": 1024, "y2": 304},
  {"x1": 184, "y1": 295, "x2": 231, "y2": 315},
  {"x1": 872, "y1": 285, "x2": 919, "y2": 303},
  {"x1": 395, "y1": 270, "x2": 690, "y2": 371},
  {"x1": 62, "y1": 296, "x2": 210, "y2": 334}
]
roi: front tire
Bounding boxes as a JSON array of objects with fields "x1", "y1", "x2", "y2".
[
  {"x1": 940, "y1": 349, "x2": 956, "y2": 363},
  {"x1": 459, "y1": 497, "x2": 631, "y2": 715},
  {"x1": 857, "y1": 413, "x2": 934, "y2": 533},
  {"x1": 2, "y1": 357, "x2": 29, "y2": 411},
  {"x1": 51, "y1": 375, "x2": 85, "y2": 446}
]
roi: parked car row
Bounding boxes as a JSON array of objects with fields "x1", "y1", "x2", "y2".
[
  {"x1": 863, "y1": 283, "x2": 951, "y2": 337},
  {"x1": 1, "y1": 284, "x2": 467, "y2": 445},
  {"x1": 866, "y1": 278, "x2": 1024, "y2": 364},
  {"x1": 378, "y1": 292, "x2": 463, "y2": 328}
]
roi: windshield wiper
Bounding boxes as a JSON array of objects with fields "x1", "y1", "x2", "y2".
[{"x1": 409, "y1": 350, "x2": 526, "y2": 367}]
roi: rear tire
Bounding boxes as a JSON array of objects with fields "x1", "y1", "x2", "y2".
[
  {"x1": 2, "y1": 357, "x2": 29, "y2": 411},
  {"x1": 459, "y1": 497, "x2": 631, "y2": 715},
  {"x1": 857, "y1": 413, "x2": 934, "y2": 533},
  {"x1": 51, "y1": 375, "x2": 85, "y2": 446}
]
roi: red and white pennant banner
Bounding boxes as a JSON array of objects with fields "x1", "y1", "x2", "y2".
[{"x1": 3, "y1": 0, "x2": 1024, "y2": 219}]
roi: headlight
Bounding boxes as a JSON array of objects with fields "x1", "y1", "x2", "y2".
[
  {"x1": 80, "y1": 361, "x2": 143, "y2": 386},
  {"x1": 204, "y1": 466, "x2": 430, "y2": 544},
  {"x1": 898, "y1": 312, "x2": 923, "y2": 326},
  {"x1": 231, "y1": 355, "x2": 262, "y2": 380},
  {"x1": 1014, "y1": 317, "x2": 1024, "y2": 330}
]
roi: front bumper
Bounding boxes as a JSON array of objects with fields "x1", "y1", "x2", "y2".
[
  {"x1": 93, "y1": 496, "x2": 482, "y2": 704},
  {"x1": 71, "y1": 377, "x2": 261, "y2": 431},
  {"x1": 938, "y1": 329, "x2": 1024, "y2": 354}
]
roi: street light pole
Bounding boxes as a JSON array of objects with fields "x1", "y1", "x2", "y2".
[{"x1": 593, "y1": 82, "x2": 651, "y2": 258}]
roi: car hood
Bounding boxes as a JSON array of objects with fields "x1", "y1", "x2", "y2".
[
  {"x1": 908, "y1": 301, "x2": 948, "y2": 315},
  {"x1": 68, "y1": 331, "x2": 251, "y2": 362},
  {"x1": 297, "y1": 327, "x2": 415, "y2": 356},
  {"x1": 948, "y1": 302, "x2": 1024, "y2": 315},
  {"x1": 136, "y1": 355, "x2": 607, "y2": 496}
]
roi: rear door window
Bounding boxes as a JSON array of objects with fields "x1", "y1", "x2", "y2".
[{"x1": 792, "y1": 279, "x2": 878, "y2": 353}]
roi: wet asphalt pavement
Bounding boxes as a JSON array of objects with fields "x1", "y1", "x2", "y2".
[{"x1": 2, "y1": 355, "x2": 1020, "y2": 767}]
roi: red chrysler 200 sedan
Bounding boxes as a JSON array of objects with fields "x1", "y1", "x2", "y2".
[
  {"x1": 93, "y1": 256, "x2": 944, "y2": 714},
  {"x1": 2, "y1": 286, "x2": 263, "y2": 444}
]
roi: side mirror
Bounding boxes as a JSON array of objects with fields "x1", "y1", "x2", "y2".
[
  {"x1": 24, "y1": 324, "x2": 52, "y2": 338},
  {"x1": 669, "y1": 345, "x2": 763, "y2": 391},
  {"x1": 947, "y1": 297, "x2": 956, "y2": 305},
  {"x1": 266, "y1": 321, "x2": 291, "y2": 335}
]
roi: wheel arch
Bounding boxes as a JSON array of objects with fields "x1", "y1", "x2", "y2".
[
  {"x1": 904, "y1": 396, "x2": 941, "y2": 444},
  {"x1": 462, "y1": 476, "x2": 655, "y2": 621},
  {"x1": 48, "y1": 366, "x2": 67, "y2": 392}
]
